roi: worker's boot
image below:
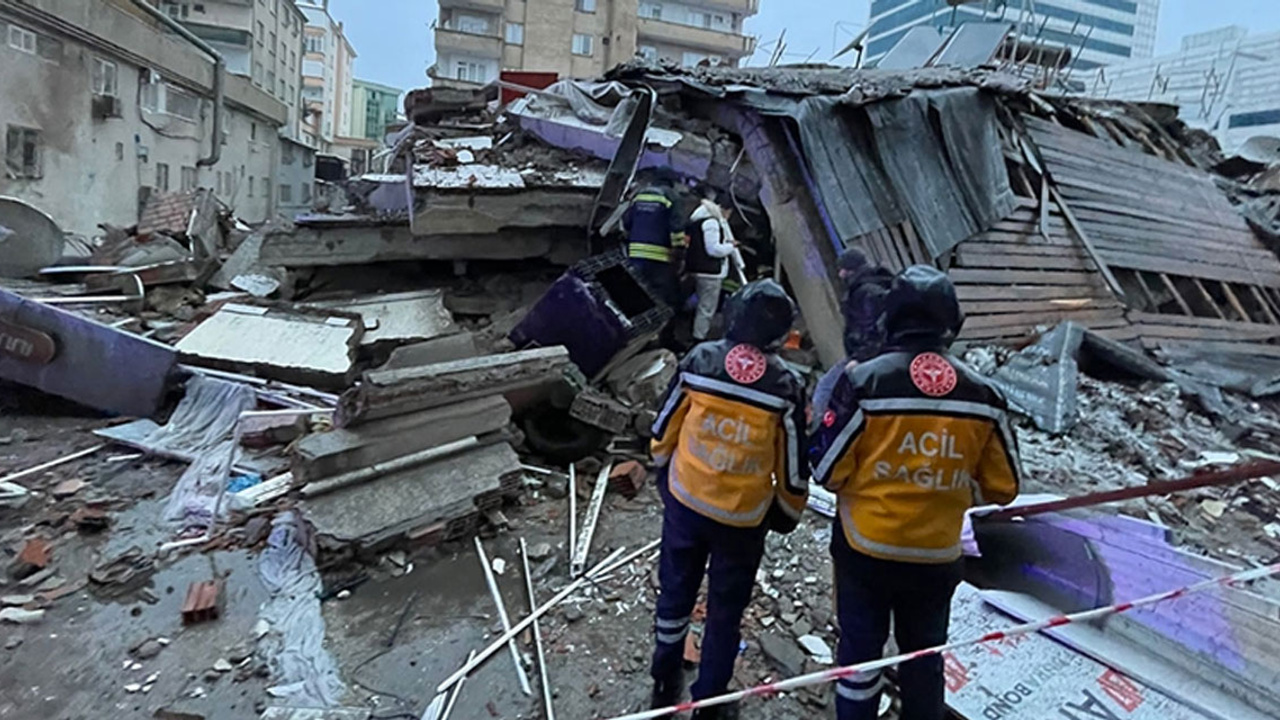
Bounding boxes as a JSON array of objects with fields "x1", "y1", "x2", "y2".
[
  {"x1": 691, "y1": 702, "x2": 741, "y2": 719},
  {"x1": 650, "y1": 674, "x2": 685, "y2": 709}
]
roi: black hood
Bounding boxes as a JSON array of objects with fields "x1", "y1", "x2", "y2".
[
  {"x1": 725, "y1": 279, "x2": 796, "y2": 348},
  {"x1": 884, "y1": 265, "x2": 964, "y2": 348}
]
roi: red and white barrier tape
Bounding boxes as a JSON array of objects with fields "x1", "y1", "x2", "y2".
[{"x1": 605, "y1": 561, "x2": 1280, "y2": 720}]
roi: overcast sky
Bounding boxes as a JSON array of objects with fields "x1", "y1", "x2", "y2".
[{"x1": 329, "y1": 0, "x2": 1280, "y2": 92}]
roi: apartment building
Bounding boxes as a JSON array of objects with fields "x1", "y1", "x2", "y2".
[
  {"x1": 1, "y1": 0, "x2": 289, "y2": 234},
  {"x1": 866, "y1": 0, "x2": 1159, "y2": 70},
  {"x1": 297, "y1": 0, "x2": 355, "y2": 152},
  {"x1": 431, "y1": 0, "x2": 758, "y2": 88},
  {"x1": 350, "y1": 79, "x2": 404, "y2": 142},
  {"x1": 153, "y1": 0, "x2": 306, "y2": 139},
  {"x1": 1088, "y1": 26, "x2": 1280, "y2": 153}
]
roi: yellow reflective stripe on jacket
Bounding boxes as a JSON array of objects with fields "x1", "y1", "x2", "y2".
[
  {"x1": 629, "y1": 243, "x2": 673, "y2": 262},
  {"x1": 671, "y1": 232, "x2": 689, "y2": 248},
  {"x1": 635, "y1": 193, "x2": 673, "y2": 207}
]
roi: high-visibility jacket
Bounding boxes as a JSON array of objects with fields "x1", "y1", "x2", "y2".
[
  {"x1": 809, "y1": 349, "x2": 1021, "y2": 563},
  {"x1": 652, "y1": 339, "x2": 808, "y2": 530},
  {"x1": 624, "y1": 187, "x2": 686, "y2": 263}
]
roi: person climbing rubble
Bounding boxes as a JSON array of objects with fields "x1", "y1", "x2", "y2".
[
  {"x1": 624, "y1": 178, "x2": 687, "y2": 309},
  {"x1": 648, "y1": 279, "x2": 808, "y2": 719},
  {"x1": 811, "y1": 248, "x2": 895, "y2": 421},
  {"x1": 685, "y1": 188, "x2": 746, "y2": 341},
  {"x1": 809, "y1": 266, "x2": 1022, "y2": 720}
]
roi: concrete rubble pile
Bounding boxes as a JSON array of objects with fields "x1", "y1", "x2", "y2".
[{"x1": 5, "y1": 60, "x2": 1280, "y2": 720}]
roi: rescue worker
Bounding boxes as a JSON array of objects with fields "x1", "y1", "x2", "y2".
[
  {"x1": 685, "y1": 190, "x2": 745, "y2": 341},
  {"x1": 812, "y1": 248, "x2": 895, "y2": 421},
  {"x1": 649, "y1": 280, "x2": 808, "y2": 719},
  {"x1": 809, "y1": 266, "x2": 1021, "y2": 720},
  {"x1": 624, "y1": 181, "x2": 686, "y2": 309}
]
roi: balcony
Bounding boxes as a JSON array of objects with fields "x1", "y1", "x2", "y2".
[
  {"x1": 434, "y1": 26, "x2": 503, "y2": 59},
  {"x1": 439, "y1": 0, "x2": 506, "y2": 11},
  {"x1": 689, "y1": 0, "x2": 760, "y2": 15},
  {"x1": 637, "y1": 17, "x2": 757, "y2": 57}
]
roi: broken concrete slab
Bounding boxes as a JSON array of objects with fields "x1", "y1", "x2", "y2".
[
  {"x1": 303, "y1": 442, "x2": 520, "y2": 550},
  {"x1": 307, "y1": 290, "x2": 457, "y2": 350},
  {"x1": 337, "y1": 346, "x2": 572, "y2": 426},
  {"x1": 257, "y1": 219, "x2": 589, "y2": 268},
  {"x1": 258, "y1": 707, "x2": 371, "y2": 720},
  {"x1": 292, "y1": 396, "x2": 511, "y2": 483},
  {"x1": 176, "y1": 303, "x2": 364, "y2": 390},
  {"x1": 381, "y1": 332, "x2": 478, "y2": 370},
  {"x1": 0, "y1": 288, "x2": 177, "y2": 417}
]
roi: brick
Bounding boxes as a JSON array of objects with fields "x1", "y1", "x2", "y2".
[
  {"x1": 181, "y1": 580, "x2": 223, "y2": 625},
  {"x1": 609, "y1": 461, "x2": 648, "y2": 499},
  {"x1": 8, "y1": 538, "x2": 50, "y2": 579}
]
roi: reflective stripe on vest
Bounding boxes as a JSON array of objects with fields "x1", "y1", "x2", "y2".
[
  {"x1": 635, "y1": 193, "x2": 673, "y2": 208},
  {"x1": 629, "y1": 243, "x2": 673, "y2": 263}
]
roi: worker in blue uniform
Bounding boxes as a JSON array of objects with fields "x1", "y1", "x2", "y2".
[{"x1": 624, "y1": 180, "x2": 687, "y2": 309}]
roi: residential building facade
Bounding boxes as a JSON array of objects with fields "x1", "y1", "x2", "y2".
[
  {"x1": 1087, "y1": 26, "x2": 1280, "y2": 153},
  {"x1": 297, "y1": 0, "x2": 355, "y2": 152},
  {"x1": 1, "y1": 0, "x2": 290, "y2": 235},
  {"x1": 350, "y1": 79, "x2": 404, "y2": 143},
  {"x1": 153, "y1": 0, "x2": 306, "y2": 139},
  {"x1": 431, "y1": 0, "x2": 758, "y2": 88},
  {"x1": 865, "y1": 0, "x2": 1160, "y2": 70}
]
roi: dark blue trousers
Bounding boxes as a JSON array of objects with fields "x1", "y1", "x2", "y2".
[
  {"x1": 831, "y1": 529, "x2": 962, "y2": 720},
  {"x1": 629, "y1": 258, "x2": 682, "y2": 309},
  {"x1": 651, "y1": 471, "x2": 767, "y2": 700}
]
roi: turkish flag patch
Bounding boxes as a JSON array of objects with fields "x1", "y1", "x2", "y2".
[
  {"x1": 725, "y1": 344, "x2": 767, "y2": 384},
  {"x1": 910, "y1": 352, "x2": 958, "y2": 397}
]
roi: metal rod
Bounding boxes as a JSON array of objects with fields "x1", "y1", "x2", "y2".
[
  {"x1": 474, "y1": 537, "x2": 533, "y2": 696},
  {"x1": 521, "y1": 539, "x2": 556, "y2": 720},
  {"x1": 439, "y1": 650, "x2": 476, "y2": 720},
  {"x1": 0, "y1": 444, "x2": 105, "y2": 484},
  {"x1": 301, "y1": 437, "x2": 479, "y2": 498},
  {"x1": 568, "y1": 464, "x2": 577, "y2": 580},
  {"x1": 982, "y1": 460, "x2": 1280, "y2": 522},
  {"x1": 437, "y1": 542, "x2": 652, "y2": 693},
  {"x1": 572, "y1": 463, "x2": 612, "y2": 577}
]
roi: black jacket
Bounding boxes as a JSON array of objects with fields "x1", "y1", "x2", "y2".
[{"x1": 842, "y1": 266, "x2": 894, "y2": 361}]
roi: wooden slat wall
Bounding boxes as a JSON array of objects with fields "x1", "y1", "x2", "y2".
[
  {"x1": 1024, "y1": 115, "x2": 1280, "y2": 288},
  {"x1": 951, "y1": 198, "x2": 1128, "y2": 343}
]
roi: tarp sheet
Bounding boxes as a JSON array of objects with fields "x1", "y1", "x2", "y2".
[{"x1": 791, "y1": 87, "x2": 1016, "y2": 259}]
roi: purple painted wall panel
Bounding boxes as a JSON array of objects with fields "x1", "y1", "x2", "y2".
[
  {"x1": 0, "y1": 289, "x2": 177, "y2": 417},
  {"x1": 514, "y1": 114, "x2": 713, "y2": 182}
]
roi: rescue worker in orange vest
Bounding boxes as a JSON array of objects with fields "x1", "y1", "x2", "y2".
[
  {"x1": 809, "y1": 266, "x2": 1021, "y2": 720},
  {"x1": 649, "y1": 279, "x2": 808, "y2": 719}
]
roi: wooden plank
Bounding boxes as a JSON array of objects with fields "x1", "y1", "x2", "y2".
[
  {"x1": 948, "y1": 268, "x2": 1100, "y2": 286},
  {"x1": 1250, "y1": 286, "x2": 1280, "y2": 324},
  {"x1": 1220, "y1": 282, "x2": 1255, "y2": 323},
  {"x1": 962, "y1": 298, "x2": 1117, "y2": 315},
  {"x1": 1148, "y1": 339, "x2": 1280, "y2": 360},
  {"x1": 1068, "y1": 200, "x2": 1252, "y2": 238},
  {"x1": 1088, "y1": 247, "x2": 1280, "y2": 288},
  {"x1": 1191, "y1": 279, "x2": 1229, "y2": 320},
  {"x1": 1084, "y1": 224, "x2": 1274, "y2": 261},
  {"x1": 955, "y1": 284, "x2": 1113, "y2": 301},
  {"x1": 964, "y1": 307, "x2": 1127, "y2": 331},
  {"x1": 1093, "y1": 324, "x2": 1144, "y2": 342},
  {"x1": 956, "y1": 250, "x2": 1096, "y2": 271},
  {"x1": 1059, "y1": 185, "x2": 1245, "y2": 234},
  {"x1": 1026, "y1": 116, "x2": 1212, "y2": 181},
  {"x1": 1130, "y1": 270, "x2": 1162, "y2": 314},
  {"x1": 958, "y1": 242, "x2": 1092, "y2": 258},
  {"x1": 901, "y1": 222, "x2": 931, "y2": 268},
  {"x1": 1043, "y1": 153, "x2": 1224, "y2": 206},
  {"x1": 1130, "y1": 323, "x2": 1280, "y2": 343},
  {"x1": 1049, "y1": 185, "x2": 1127, "y2": 301},
  {"x1": 1126, "y1": 311, "x2": 1280, "y2": 334},
  {"x1": 968, "y1": 230, "x2": 1076, "y2": 247},
  {"x1": 1158, "y1": 274, "x2": 1194, "y2": 316}
]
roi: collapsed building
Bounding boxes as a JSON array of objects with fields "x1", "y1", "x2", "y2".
[{"x1": 2, "y1": 54, "x2": 1280, "y2": 720}]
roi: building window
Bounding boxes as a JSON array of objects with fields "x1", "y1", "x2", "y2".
[
  {"x1": 279, "y1": 79, "x2": 286, "y2": 97},
  {"x1": 505, "y1": 22, "x2": 524, "y2": 45},
  {"x1": 4, "y1": 126, "x2": 41, "y2": 179},
  {"x1": 248, "y1": 176, "x2": 255, "y2": 198},
  {"x1": 279, "y1": 183, "x2": 293, "y2": 203},
  {"x1": 301, "y1": 182, "x2": 312, "y2": 203},
  {"x1": 290, "y1": 50, "x2": 297, "y2": 69},
  {"x1": 269, "y1": 32, "x2": 277, "y2": 55},
  {"x1": 682, "y1": 51, "x2": 719, "y2": 67},
  {"x1": 92, "y1": 58, "x2": 119, "y2": 97},
  {"x1": 262, "y1": 178, "x2": 270, "y2": 202},
  {"x1": 115, "y1": 142, "x2": 124, "y2": 161},
  {"x1": 156, "y1": 163, "x2": 171, "y2": 192},
  {"x1": 455, "y1": 60, "x2": 486, "y2": 84},
  {"x1": 639, "y1": 2, "x2": 662, "y2": 20},
  {"x1": 575, "y1": 0, "x2": 596, "y2": 12},
  {"x1": 639, "y1": 45, "x2": 658, "y2": 61},
  {"x1": 180, "y1": 166, "x2": 198, "y2": 192},
  {"x1": 453, "y1": 13, "x2": 491, "y2": 35},
  {"x1": 251, "y1": 122, "x2": 258, "y2": 142},
  {"x1": 8, "y1": 25, "x2": 36, "y2": 54},
  {"x1": 257, "y1": 21, "x2": 265, "y2": 44},
  {"x1": 253, "y1": 61, "x2": 264, "y2": 84},
  {"x1": 267, "y1": 69, "x2": 275, "y2": 87},
  {"x1": 572, "y1": 33, "x2": 594, "y2": 56},
  {"x1": 306, "y1": 35, "x2": 323, "y2": 53}
]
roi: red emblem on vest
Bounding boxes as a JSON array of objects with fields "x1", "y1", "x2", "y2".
[
  {"x1": 822, "y1": 410, "x2": 837, "y2": 427},
  {"x1": 910, "y1": 353, "x2": 957, "y2": 397},
  {"x1": 725, "y1": 344, "x2": 767, "y2": 384}
]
